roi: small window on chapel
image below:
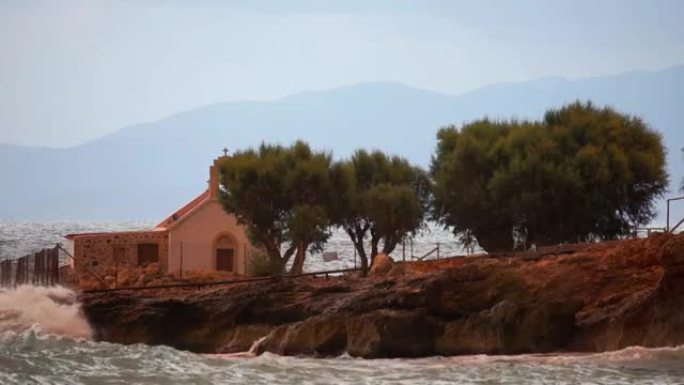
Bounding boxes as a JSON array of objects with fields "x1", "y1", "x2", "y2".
[{"x1": 137, "y1": 243, "x2": 159, "y2": 266}]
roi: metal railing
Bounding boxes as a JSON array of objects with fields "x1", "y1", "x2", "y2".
[
  {"x1": 667, "y1": 196, "x2": 684, "y2": 233},
  {"x1": 64, "y1": 220, "x2": 684, "y2": 295},
  {"x1": 77, "y1": 238, "x2": 464, "y2": 294},
  {"x1": 82, "y1": 267, "x2": 361, "y2": 294},
  {"x1": 322, "y1": 238, "x2": 475, "y2": 269},
  {"x1": 633, "y1": 227, "x2": 667, "y2": 238},
  {"x1": 67, "y1": 234, "x2": 665, "y2": 295},
  {"x1": 416, "y1": 243, "x2": 440, "y2": 261}
]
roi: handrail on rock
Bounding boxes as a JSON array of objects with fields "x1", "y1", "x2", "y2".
[
  {"x1": 82, "y1": 267, "x2": 361, "y2": 294},
  {"x1": 667, "y1": 196, "x2": 684, "y2": 233}
]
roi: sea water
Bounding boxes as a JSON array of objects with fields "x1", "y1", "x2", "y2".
[
  {"x1": 1, "y1": 321, "x2": 683, "y2": 385},
  {"x1": 1, "y1": 220, "x2": 683, "y2": 384},
  {"x1": 0, "y1": 219, "x2": 471, "y2": 271}
]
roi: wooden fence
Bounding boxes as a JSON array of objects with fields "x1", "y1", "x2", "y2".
[{"x1": 0, "y1": 246, "x2": 61, "y2": 288}]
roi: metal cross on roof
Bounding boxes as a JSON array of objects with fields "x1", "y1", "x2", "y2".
[{"x1": 222, "y1": 147, "x2": 229, "y2": 156}]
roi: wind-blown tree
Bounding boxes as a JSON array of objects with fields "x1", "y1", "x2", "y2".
[
  {"x1": 432, "y1": 102, "x2": 668, "y2": 252},
  {"x1": 430, "y1": 120, "x2": 515, "y2": 252},
  {"x1": 330, "y1": 150, "x2": 429, "y2": 273},
  {"x1": 218, "y1": 141, "x2": 335, "y2": 274}
]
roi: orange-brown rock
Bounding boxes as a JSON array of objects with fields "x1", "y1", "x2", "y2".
[
  {"x1": 369, "y1": 253, "x2": 394, "y2": 276},
  {"x1": 80, "y1": 233, "x2": 684, "y2": 358}
]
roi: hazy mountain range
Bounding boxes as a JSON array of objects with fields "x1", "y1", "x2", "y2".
[{"x1": 1, "y1": 65, "x2": 683, "y2": 222}]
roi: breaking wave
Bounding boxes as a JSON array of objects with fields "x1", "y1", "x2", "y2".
[{"x1": 0, "y1": 285, "x2": 91, "y2": 339}]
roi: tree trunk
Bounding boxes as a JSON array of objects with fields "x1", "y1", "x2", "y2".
[
  {"x1": 382, "y1": 235, "x2": 398, "y2": 256},
  {"x1": 258, "y1": 235, "x2": 283, "y2": 264},
  {"x1": 370, "y1": 231, "x2": 381, "y2": 266},
  {"x1": 353, "y1": 240, "x2": 369, "y2": 275},
  {"x1": 344, "y1": 225, "x2": 370, "y2": 276},
  {"x1": 290, "y1": 243, "x2": 307, "y2": 275},
  {"x1": 282, "y1": 245, "x2": 297, "y2": 265}
]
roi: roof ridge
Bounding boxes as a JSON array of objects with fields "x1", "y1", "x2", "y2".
[{"x1": 154, "y1": 189, "x2": 210, "y2": 229}]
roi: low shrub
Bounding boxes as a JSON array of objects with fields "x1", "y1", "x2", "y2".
[{"x1": 248, "y1": 251, "x2": 284, "y2": 277}]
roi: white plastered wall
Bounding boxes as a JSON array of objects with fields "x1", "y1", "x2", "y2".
[{"x1": 167, "y1": 199, "x2": 251, "y2": 274}]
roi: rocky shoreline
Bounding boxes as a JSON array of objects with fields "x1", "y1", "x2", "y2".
[{"x1": 80, "y1": 233, "x2": 684, "y2": 358}]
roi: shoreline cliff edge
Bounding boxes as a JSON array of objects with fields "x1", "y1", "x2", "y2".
[{"x1": 80, "y1": 233, "x2": 684, "y2": 358}]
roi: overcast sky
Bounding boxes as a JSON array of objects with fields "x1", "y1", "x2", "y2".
[{"x1": 1, "y1": 0, "x2": 683, "y2": 148}]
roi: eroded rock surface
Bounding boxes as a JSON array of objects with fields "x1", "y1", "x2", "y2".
[
  {"x1": 369, "y1": 253, "x2": 394, "y2": 276},
  {"x1": 80, "y1": 233, "x2": 684, "y2": 358}
]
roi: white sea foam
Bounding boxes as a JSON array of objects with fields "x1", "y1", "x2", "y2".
[{"x1": 0, "y1": 285, "x2": 92, "y2": 339}]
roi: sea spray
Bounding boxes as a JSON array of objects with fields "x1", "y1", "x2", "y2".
[
  {"x1": 210, "y1": 336, "x2": 269, "y2": 358},
  {"x1": 248, "y1": 336, "x2": 268, "y2": 355},
  {"x1": 0, "y1": 285, "x2": 91, "y2": 338}
]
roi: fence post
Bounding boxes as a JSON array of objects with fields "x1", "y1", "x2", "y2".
[
  {"x1": 25, "y1": 255, "x2": 29, "y2": 286},
  {"x1": 40, "y1": 250, "x2": 45, "y2": 285},
  {"x1": 23, "y1": 256, "x2": 29, "y2": 286},
  {"x1": 437, "y1": 242, "x2": 440, "y2": 259},
  {"x1": 34, "y1": 252, "x2": 38, "y2": 286},
  {"x1": 41, "y1": 249, "x2": 46, "y2": 285},
  {"x1": 0, "y1": 260, "x2": 6, "y2": 287},
  {"x1": 180, "y1": 241, "x2": 184, "y2": 280},
  {"x1": 402, "y1": 237, "x2": 406, "y2": 262},
  {"x1": 38, "y1": 251, "x2": 42, "y2": 285},
  {"x1": 114, "y1": 249, "x2": 119, "y2": 289},
  {"x1": 25, "y1": 255, "x2": 30, "y2": 286},
  {"x1": 410, "y1": 238, "x2": 414, "y2": 260},
  {"x1": 51, "y1": 247, "x2": 59, "y2": 285},
  {"x1": 353, "y1": 247, "x2": 357, "y2": 269},
  {"x1": 43, "y1": 249, "x2": 48, "y2": 286},
  {"x1": 15, "y1": 256, "x2": 25, "y2": 287},
  {"x1": 32, "y1": 252, "x2": 41, "y2": 286},
  {"x1": 39, "y1": 250, "x2": 44, "y2": 286},
  {"x1": 667, "y1": 199, "x2": 671, "y2": 232},
  {"x1": 4, "y1": 260, "x2": 8, "y2": 287},
  {"x1": 32, "y1": 253, "x2": 37, "y2": 285}
]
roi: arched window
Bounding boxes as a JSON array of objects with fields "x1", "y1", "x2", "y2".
[{"x1": 215, "y1": 235, "x2": 235, "y2": 272}]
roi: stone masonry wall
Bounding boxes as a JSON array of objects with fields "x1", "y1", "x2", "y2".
[{"x1": 73, "y1": 231, "x2": 169, "y2": 285}]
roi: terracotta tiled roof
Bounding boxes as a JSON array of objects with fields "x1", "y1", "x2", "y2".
[
  {"x1": 64, "y1": 190, "x2": 211, "y2": 239},
  {"x1": 64, "y1": 229, "x2": 165, "y2": 240},
  {"x1": 64, "y1": 231, "x2": 110, "y2": 239},
  {"x1": 154, "y1": 189, "x2": 210, "y2": 229}
]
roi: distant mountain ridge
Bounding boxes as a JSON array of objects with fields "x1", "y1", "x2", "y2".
[{"x1": 1, "y1": 65, "x2": 682, "y2": 221}]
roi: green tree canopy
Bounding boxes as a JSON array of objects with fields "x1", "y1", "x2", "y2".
[
  {"x1": 330, "y1": 150, "x2": 429, "y2": 272},
  {"x1": 431, "y1": 101, "x2": 668, "y2": 252},
  {"x1": 218, "y1": 141, "x2": 335, "y2": 274}
]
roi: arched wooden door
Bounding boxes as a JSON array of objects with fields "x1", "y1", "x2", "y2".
[{"x1": 215, "y1": 235, "x2": 235, "y2": 272}]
